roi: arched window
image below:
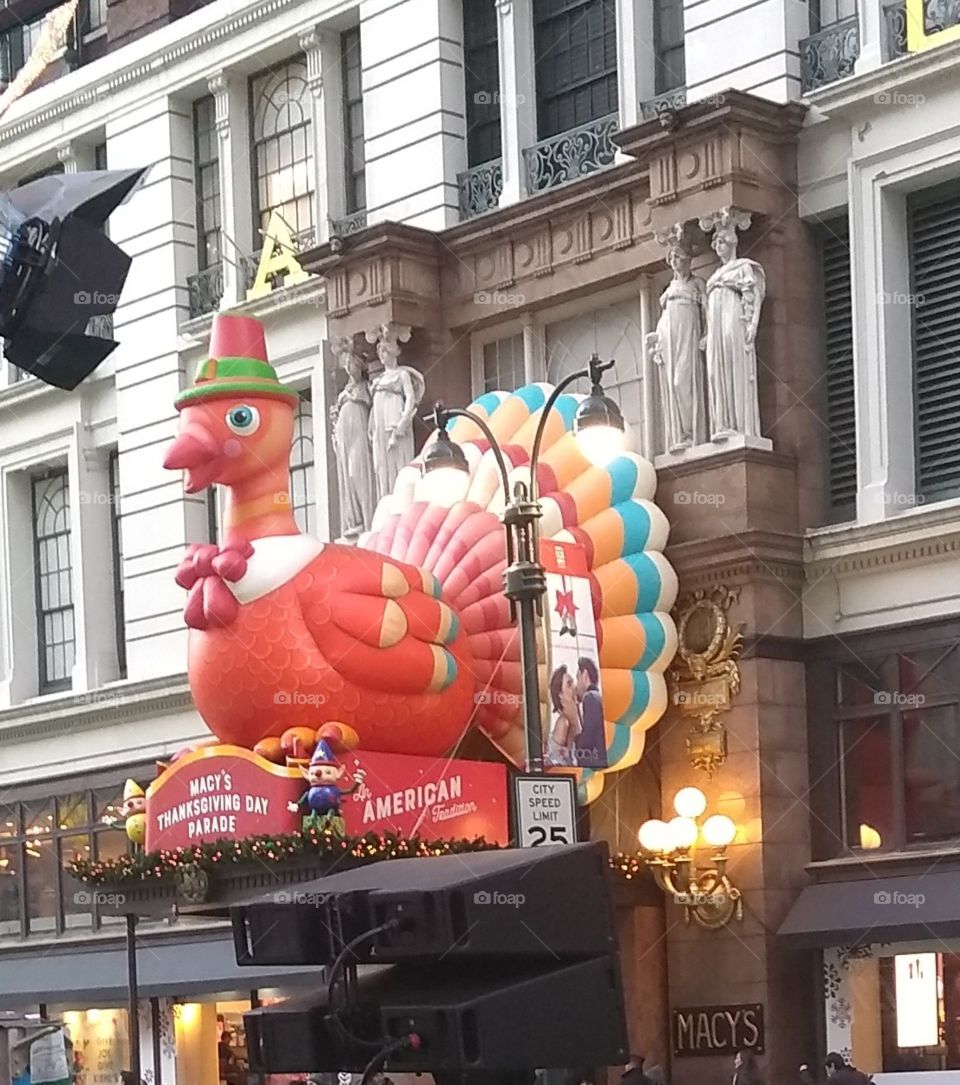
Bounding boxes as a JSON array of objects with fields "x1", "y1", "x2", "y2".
[
  {"x1": 250, "y1": 58, "x2": 314, "y2": 246},
  {"x1": 32, "y1": 469, "x2": 75, "y2": 692},
  {"x1": 290, "y1": 393, "x2": 315, "y2": 534}
]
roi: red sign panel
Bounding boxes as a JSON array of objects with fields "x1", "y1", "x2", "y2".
[{"x1": 146, "y1": 745, "x2": 509, "y2": 851}]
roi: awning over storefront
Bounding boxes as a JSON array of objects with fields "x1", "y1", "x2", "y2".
[
  {"x1": 0, "y1": 924, "x2": 321, "y2": 1010},
  {"x1": 779, "y1": 869, "x2": 960, "y2": 947}
]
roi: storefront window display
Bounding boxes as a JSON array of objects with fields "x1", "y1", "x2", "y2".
[
  {"x1": 824, "y1": 946, "x2": 960, "y2": 1072},
  {"x1": 58, "y1": 1008, "x2": 130, "y2": 1085}
]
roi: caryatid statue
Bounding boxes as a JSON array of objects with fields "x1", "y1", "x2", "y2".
[
  {"x1": 329, "y1": 335, "x2": 377, "y2": 539},
  {"x1": 698, "y1": 208, "x2": 766, "y2": 442},
  {"x1": 646, "y1": 223, "x2": 708, "y2": 453},
  {"x1": 365, "y1": 323, "x2": 426, "y2": 500}
]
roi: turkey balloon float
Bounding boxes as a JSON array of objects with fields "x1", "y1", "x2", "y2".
[{"x1": 163, "y1": 313, "x2": 677, "y2": 808}]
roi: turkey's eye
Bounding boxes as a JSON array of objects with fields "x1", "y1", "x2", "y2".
[{"x1": 226, "y1": 405, "x2": 260, "y2": 435}]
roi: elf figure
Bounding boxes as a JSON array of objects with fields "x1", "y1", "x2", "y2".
[
  {"x1": 120, "y1": 779, "x2": 147, "y2": 849},
  {"x1": 287, "y1": 740, "x2": 365, "y2": 834}
]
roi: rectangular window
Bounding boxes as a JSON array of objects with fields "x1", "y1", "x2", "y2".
[
  {"x1": 909, "y1": 183, "x2": 960, "y2": 502},
  {"x1": 108, "y1": 450, "x2": 126, "y2": 679},
  {"x1": 193, "y1": 96, "x2": 221, "y2": 272},
  {"x1": 533, "y1": 0, "x2": 618, "y2": 140},
  {"x1": 809, "y1": 0, "x2": 858, "y2": 30},
  {"x1": 291, "y1": 393, "x2": 315, "y2": 534},
  {"x1": 0, "y1": 784, "x2": 139, "y2": 940},
  {"x1": 0, "y1": 17, "x2": 43, "y2": 84},
  {"x1": 830, "y1": 642, "x2": 960, "y2": 852},
  {"x1": 820, "y1": 217, "x2": 856, "y2": 518},
  {"x1": 463, "y1": 0, "x2": 502, "y2": 167},
  {"x1": 85, "y1": 0, "x2": 107, "y2": 33},
  {"x1": 545, "y1": 299, "x2": 644, "y2": 436},
  {"x1": 32, "y1": 469, "x2": 75, "y2": 693},
  {"x1": 482, "y1": 335, "x2": 525, "y2": 393},
  {"x1": 94, "y1": 142, "x2": 107, "y2": 171},
  {"x1": 654, "y1": 0, "x2": 686, "y2": 93},
  {"x1": 341, "y1": 29, "x2": 366, "y2": 215},
  {"x1": 250, "y1": 57, "x2": 315, "y2": 247}
]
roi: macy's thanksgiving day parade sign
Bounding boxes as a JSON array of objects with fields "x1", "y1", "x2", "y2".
[{"x1": 124, "y1": 312, "x2": 676, "y2": 857}]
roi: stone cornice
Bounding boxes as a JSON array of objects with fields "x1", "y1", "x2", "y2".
[
  {"x1": 0, "y1": 0, "x2": 326, "y2": 143},
  {"x1": 804, "y1": 39, "x2": 960, "y2": 115},
  {"x1": 0, "y1": 673, "x2": 194, "y2": 743},
  {"x1": 615, "y1": 90, "x2": 808, "y2": 160},
  {"x1": 666, "y1": 529, "x2": 806, "y2": 587},
  {"x1": 179, "y1": 275, "x2": 327, "y2": 341},
  {"x1": 655, "y1": 445, "x2": 798, "y2": 479},
  {"x1": 804, "y1": 501, "x2": 960, "y2": 577}
]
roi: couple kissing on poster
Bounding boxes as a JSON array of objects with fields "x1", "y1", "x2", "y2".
[{"x1": 546, "y1": 657, "x2": 606, "y2": 769}]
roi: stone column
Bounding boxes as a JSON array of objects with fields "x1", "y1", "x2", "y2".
[
  {"x1": 57, "y1": 140, "x2": 95, "y2": 173},
  {"x1": 299, "y1": 27, "x2": 345, "y2": 244},
  {"x1": 495, "y1": 0, "x2": 537, "y2": 207},
  {"x1": 616, "y1": 0, "x2": 655, "y2": 132},
  {"x1": 521, "y1": 312, "x2": 546, "y2": 384},
  {"x1": 360, "y1": 0, "x2": 467, "y2": 229},
  {"x1": 69, "y1": 435, "x2": 121, "y2": 691},
  {"x1": 639, "y1": 273, "x2": 658, "y2": 460},
  {"x1": 850, "y1": 166, "x2": 914, "y2": 523},
  {"x1": 106, "y1": 98, "x2": 207, "y2": 679},
  {"x1": 856, "y1": 0, "x2": 885, "y2": 74},
  {"x1": 208, "y1": 71, "x2": 252, "y2": 307}
]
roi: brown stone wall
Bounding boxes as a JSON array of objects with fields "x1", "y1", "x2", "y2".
[{"x1": 303, "y1": 91, "x2": 825, "y2": 1084}]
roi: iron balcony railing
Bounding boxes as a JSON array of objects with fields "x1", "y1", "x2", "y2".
[
  {"x1": 800, "y1": 16, "x2": 860, "y2": 92},
  {"x1": 522, "y1": 112, "x2": 619, "y2": 195},
  {"x1": 457, "y1": 158, "x2": 503, "y2": 221}
]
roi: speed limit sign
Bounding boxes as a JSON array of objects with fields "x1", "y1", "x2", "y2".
[{"x1": 513, "y1": 774, "x2": 578, "y2": 847}]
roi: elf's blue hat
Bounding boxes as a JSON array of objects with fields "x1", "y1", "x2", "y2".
[{"x1": 310, "y1": 739, "x2": 336, "y2": 766}]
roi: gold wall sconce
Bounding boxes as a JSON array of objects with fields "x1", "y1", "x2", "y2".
[{"x1": 637, "y1": 786, "x2": 742, "y2": 929}]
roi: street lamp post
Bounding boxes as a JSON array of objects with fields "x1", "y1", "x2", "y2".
[{"x1": 423, "y1": 354, "x2": 626, "y2": 775}]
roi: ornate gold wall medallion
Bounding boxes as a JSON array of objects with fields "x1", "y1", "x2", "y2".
[{"x1": 669, "y1": 586, "x2": 744, "y2": 774}]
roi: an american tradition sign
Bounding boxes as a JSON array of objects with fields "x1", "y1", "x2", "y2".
[{"x1": 145, "y1": 745, "x2": 509, "y2": 851}]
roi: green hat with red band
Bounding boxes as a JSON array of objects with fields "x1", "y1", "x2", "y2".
[{"x1": 175, "y1": 312, "x2": 300, "y2": 409}]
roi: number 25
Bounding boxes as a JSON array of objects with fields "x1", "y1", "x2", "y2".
[{"x1": 529, "y1": 825, "x2": 568, "y2": 845}]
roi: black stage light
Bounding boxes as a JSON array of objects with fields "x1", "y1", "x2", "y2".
[{"x1": 0, "y1": 167, "x2": 148, "y2": 390}]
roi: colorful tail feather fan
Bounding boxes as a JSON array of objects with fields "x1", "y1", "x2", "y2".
[{"x1": 360, "y1": 384, "x2": 678, "y2": 802}]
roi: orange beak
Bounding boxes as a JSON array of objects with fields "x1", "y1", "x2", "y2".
[{"x1": 164, "y1": 423, "x2": 224, "y2": 493}]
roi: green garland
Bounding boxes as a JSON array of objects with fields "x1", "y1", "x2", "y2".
[
  {"x1": 68, "y1": 826, "x2": 649, "y2": 887},
  {"x1": 68, "y1": 827, "x2": 497, "y2": 886}
]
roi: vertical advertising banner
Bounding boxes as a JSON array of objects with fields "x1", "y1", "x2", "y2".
[{"x1": 540, "y1": 539, "x2": 607, "y2": 770}]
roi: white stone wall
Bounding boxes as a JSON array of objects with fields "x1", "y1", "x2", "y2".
[
  {"x1": 0, "y1": 0, "x2": 344, "y2": 788},
  {"x1": 798, "y1": 48, "x2": 960, "y2": 638}
]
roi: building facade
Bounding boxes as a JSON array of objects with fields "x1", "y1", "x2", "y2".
[{"x1": 2, "y1": 0, "x2": 960, "y2": 1080}]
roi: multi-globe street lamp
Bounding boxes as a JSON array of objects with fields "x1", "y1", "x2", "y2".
[{"x1": 422, "y1": 354, "x2": 626, "y2": 775}]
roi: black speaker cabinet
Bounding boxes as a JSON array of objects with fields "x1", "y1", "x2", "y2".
[
  {"x1": 245, "y1": 955, "x2": 628, "y2": 1074},
  {"x1": 233, "y1": 841, "x2": 616, "y2": 966}
]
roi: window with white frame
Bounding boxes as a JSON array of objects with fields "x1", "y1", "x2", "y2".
[
  {"x1": 32, "y1": 468, "x2": 75, "y2": 693},
  {"x1": 193, "y1": 95, "x2": 221, "y2": 272},
  {"x1": 545, "y1": 299, "x2": 644, "y2": 438},
  {"x1": 250, "y1": 58, "x2": 314, "y2": 246},
  {"x1": 819, "y1": 216, "x2": 855, "y2": 519},
  {"x1": 654, "y1": 0, "x2": 686, "y2": 93},
  {"x1": 908, "y1": 182, "x2": 960, "y2": 503},
  {"x1": 108, "y1": 449, "x2": 126, "y2": 679},
  {"x1": 341, "y1": 28, "x2": 366, "y2": 215},
  {"x1": 481, "y1": 335, "x2": 525, "y2": 393},
  {"x1": 291, "y1": 393, "x2": 315, "y2": 533},
  {"x1": 532, "y1": 0, "x2": 618, "y2": 140},
  {"x1": 85, "y1": 0, "x2": 107, "y2": 34},
  {"x1": 463, "y1": 0, "x2": 502, "y2": 168}
]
